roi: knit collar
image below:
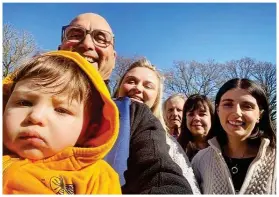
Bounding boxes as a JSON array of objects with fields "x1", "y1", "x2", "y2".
[{"x1": 208, "y1": 137, "x2": 270, "y2": 160}]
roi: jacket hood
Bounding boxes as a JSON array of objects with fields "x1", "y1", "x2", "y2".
[{"x1": 3, "y1": 50, "x2": 119, "y2": 162}]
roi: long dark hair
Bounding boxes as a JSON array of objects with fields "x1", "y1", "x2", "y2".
[
  {"x1": 178, "y1": 94, "x2": 214, "y2": 151},
  {"x1": 213, "y1": 78, "x2": 276, "y2": 148}
]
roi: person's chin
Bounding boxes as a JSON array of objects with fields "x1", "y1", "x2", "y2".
[
  {"x1": 168, "y1": 125, "x2": 180, "y2": 132},
  {"x1": 171, "y1": 122, "x2": 180, "y2": 128},
  {"x1": 130, "y1": 98, "x2": 144, "y2": 104},
  {"x1": 192, "y1": 129, "x2": 206, "y2": 136},
  {"x1": 19, "y1": 148, "x2": 47, "y2": 160}
]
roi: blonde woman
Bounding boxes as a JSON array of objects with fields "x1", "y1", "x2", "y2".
[
  {"x1": 114, "y1": 58, "x2": 167, "y2": 130},
  {"x1": 114, "y1": 58, "x2": 200, "y2": 194}
]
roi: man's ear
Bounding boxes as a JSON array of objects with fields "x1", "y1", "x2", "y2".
[{"x1": 112, "y1": 50, "x2": 117, "y2": 69}]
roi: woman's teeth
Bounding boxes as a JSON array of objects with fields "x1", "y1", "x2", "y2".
[{"x1": 228, "y1": 120, "x2": 244, "y2": 126}]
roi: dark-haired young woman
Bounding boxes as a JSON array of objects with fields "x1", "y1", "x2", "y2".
[{"x1": 191, "y1": 78, "x2": 276, "y2": 194}]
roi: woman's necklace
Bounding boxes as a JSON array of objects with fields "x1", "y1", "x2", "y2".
[
  {"x1": 225, "y1": 148, "x2": 246, "y2": 175},
  {"x1": 230, "y1": 160, "x2": 239, "y2": 174}
]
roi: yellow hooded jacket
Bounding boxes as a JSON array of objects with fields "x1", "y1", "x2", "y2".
[{"x1": 2, "y1": 51, "x2": 121, "y2": 194}]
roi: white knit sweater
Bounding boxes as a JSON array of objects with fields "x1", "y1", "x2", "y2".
[
  {"x1": 166, "y1": 133, "x2": 201, "y2": 194},
  {"x1": 191, "y1": 137, "x2": 276, "y2": 194}
]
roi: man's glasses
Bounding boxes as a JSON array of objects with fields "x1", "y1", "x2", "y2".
[{"x1": 61, "y1": 25, "x2": 114, "y2": 48}]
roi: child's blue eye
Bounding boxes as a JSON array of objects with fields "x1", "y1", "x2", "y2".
[
  {"x1": 55, "y1": 107, "x2": 72, "y2": 115},
  {"x1": 16, "y1": 100, "x2": 32, "y2": 107}
]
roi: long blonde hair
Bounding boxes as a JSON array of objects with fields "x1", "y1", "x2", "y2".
[{"x1": 114, "y1": 58, "x2": 167, "y2": 131}]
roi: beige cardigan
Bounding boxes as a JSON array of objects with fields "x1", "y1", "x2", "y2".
[{"x1": 191, "y1": 137, "x2": 276, "y2": 194}]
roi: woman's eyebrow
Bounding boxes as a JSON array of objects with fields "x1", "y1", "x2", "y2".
[
  {"x1": 144, "y1": 80, "x2": 155, "y2": 84},
  {"x1": 242, "y1": 101, "x2": 256, "y2": 106},
  {"x1": 125, "y1": 75, "x2": 136, "y2": 78},
  {"x1": 221, "y1": 98, "x2": 233, "y2": 103},
  {"x1": 125, "y1": 75, "x2": 138, "y2": 80},
  {"x1": 125, "y1": 75, "x2": 156, "y2": 85}
]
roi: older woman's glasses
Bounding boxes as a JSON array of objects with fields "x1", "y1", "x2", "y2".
[{"x1": 61, "y1": 25, "x2": 114, "y2": 48}]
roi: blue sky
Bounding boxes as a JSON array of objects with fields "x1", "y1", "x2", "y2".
[{"x1": 3, "y1": 3, "x2": 276, "y2": 70}]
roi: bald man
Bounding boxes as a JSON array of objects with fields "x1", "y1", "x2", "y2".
[
  {"x1": 59, "y1": 13, "x2": 196, "y2": 194},
  {"x1": 60, "y1": 13, "x2": 116, "y2": 83}
]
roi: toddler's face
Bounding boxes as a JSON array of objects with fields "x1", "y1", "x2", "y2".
[{"x1": 3, "y1": 79, "x2": 89, "y2": 160}]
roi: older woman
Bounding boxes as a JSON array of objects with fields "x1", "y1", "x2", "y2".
[
  {"x1": 177, "y1": 94, "x2": 214, "y2": 161},
  {"x1": 114, "y1": 58, "x2": 200, "y2": 194}
]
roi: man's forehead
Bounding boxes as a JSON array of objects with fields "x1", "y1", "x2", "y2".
[
  {"x1": 168, "y1": 97, "x2": 185, "y2": 105},
  {"x1": 70, "y1": 13, "x2": 113, "y2": 33}
]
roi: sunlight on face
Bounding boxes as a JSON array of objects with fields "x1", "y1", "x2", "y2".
[
  {"x1": 186, "y1": 105, "x2": 211, "y2": 138},
  {"x1": 3, "y1": 79, "x2": 88, "y2": 160},
  {"x1": 60, "y1": 13, "x2": 116, "y2": 80},
  {"x1": 217, "y1": 88, "x2": 261, "y2": 141},
  {"x1": 165, "y1": 97, "x2": 185, "y2": 129},
  {"x1": 118, "y1": 67, "x2": 159, "y2": 108}
]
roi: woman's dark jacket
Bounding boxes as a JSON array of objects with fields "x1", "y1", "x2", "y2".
[{"x1": 121, "y1": 101, "x2": 193, "y2": 194}]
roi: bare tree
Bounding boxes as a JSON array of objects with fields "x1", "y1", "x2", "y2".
[
  {"x1": 251, "y1": 61, "x2": 276, "y2": 121},
  {"x1": 163, "y1": 59, "x2": 224, "y2": 100},
  {"x1": 3, "y1": 23, "x2": 37, "y2": 77},
  {"x1": 110, "y1": 55, "x2": 142, "y2": 94},
  {"x1": 223, "y1": 57, "x2": 255, "y2": 79},
  {"x1": 223, "y1": 57, "x2": 276, "y2": 120},
  {"x1": 164, "y1": 56, "x2": 276, "y2": 120}
]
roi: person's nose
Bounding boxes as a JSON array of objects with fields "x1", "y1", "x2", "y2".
[
  {"x1": 232, "y1": 104, "x2": 242, "y2": 117},
  {"x1": 79, "y1": 34, "x2": 96, "y2": 51},
  {"x1": 133, "y1": 83, "x2": 143, "y2": 93},
  {"x1": 170, "y1": 109, "x2": 180, "y2": 119},
  {"x1": 26, "y1": 105, "x2": 48, "y2": 126},
  {"x1": 173, "y1": 109, "x2": 179, "y2": 116},
  {"x1": 192, "y1": 114, "x2": 201, "y2": 121}
]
